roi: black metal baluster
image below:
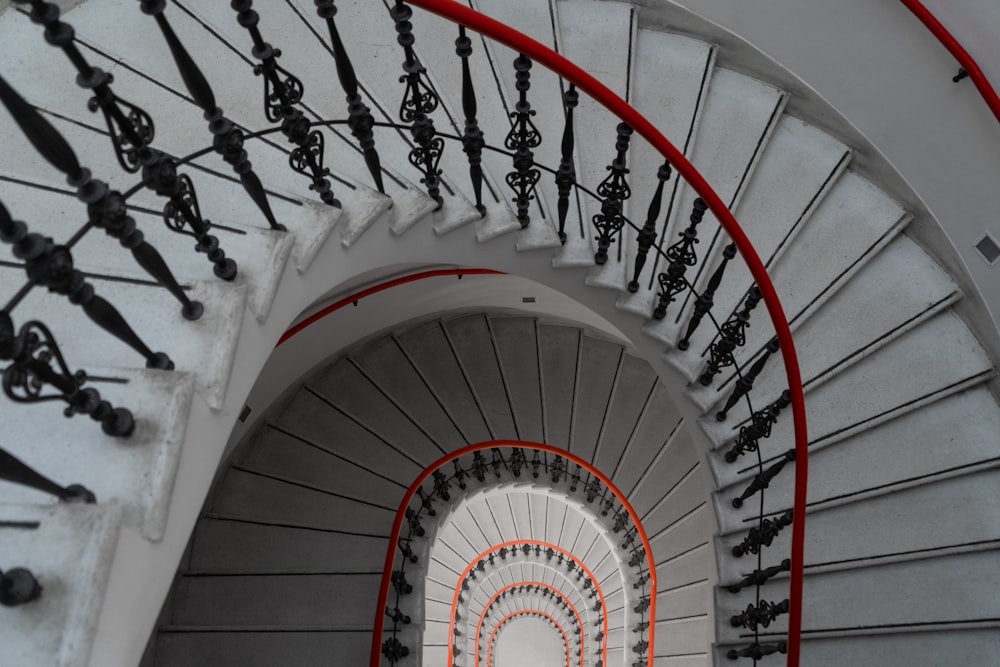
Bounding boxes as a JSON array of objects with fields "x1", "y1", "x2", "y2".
[
  {"x1": 653, "y1": 198, "x2": 706, "y2": 320},
  {"x1": 314, "y1": 0, "x2": 384, "y2": 195},
  {"x1": 593, "y1": 123, "x2": 633, "y2": 265},
  {"x1": 0, "y1": 75, "x2": 203, "y2": 320},
  {"x1": 505, "y1": 54, "x2": 542, "y2": 228},
  {"x1": 18, "y1": 1, "x2": 238, "y2": 282},
  {"x1": 730, "y1": 597, "x2": 790, "y2": 630},
  {"x1": 727, "y1": 558, "x2": 791, "y2": 593},
  {"x1": 725, "y1": 390, "x2": 791, "y2": 463},
  {"x1": 0, "y1": 447, "x2": 95, "y2": 503},
  {"x1": 0, "y1": 199, "x2": 173, "y2": 370},
  {"x1": 732, "y1": 449, "x2": 795, "y2": 508},
  {"x1": 231, "y1": 0, "x2": 339, "y2": 207},
  {"x1": 390, "y1": 0, "x2": 444, "y2": 207},
  {"x1": 1, "y1": 314, "x2": 135, "y2": 436},
  {"x1": 554, "y1": 85, "x2": 578, "y2": 243},
  {"x1": 732, "y1": 509, "x2": 794, "y2": 557},
  {"x1": 139, "y1": 0, "x2": 285, "y2": 231},
  {"x1": 628, "y1": 162, "x2": 671, "y2": 292},
  {"x1": 717, "y1": 337, "x2": 780, "y2": 421},
  {"x1": 700, "y1": 286, "x2": 763, "y2": 387},
  {"x1": 727, "y1": 642, "x2": 787, "y2": 661},
  {"x1": 0, "y1": 567, "x2": 41, "y2": 607},
  {"x1": 455, "y1": 26, "x2": 486, "y2": 217},
  {"x1": 677, "y1": 243, "x2": 735, "y2": 349}
]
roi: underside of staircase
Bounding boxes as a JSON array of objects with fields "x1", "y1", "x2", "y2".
[{"x1": 0, "y1": 0, "x2": 998, "y2": 666}]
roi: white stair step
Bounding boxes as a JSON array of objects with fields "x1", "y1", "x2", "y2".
[
  {"x1": 170, "y1": 573, "x2": 379, "y2": 628},
  {"x1": 590, "y1": 352, "x2": 658, "y2": 481},
  {"x1": 655, "y1": 616, "x2": 710, "y2": 660},
  {"x1": 785, "y1": 628, "x2": 1000, "y2": 667},
  {"x1": 152, "y1": 630, "x2": 370, "y2": 667},
  {"x1": 690, "y1": 234, "x2": 960, "y2": 416},
  {"x1": 568, "y1": 335, "x2": 626, "y2": 464},
  {"x1": 648, "y1": 504, "x2": 710, "y2": 568},
  {"x1": 621, "y1": 67, "x2": 785, "y2": 319},
  {"x1": 558, "y1": 0, "x2": 636, "y2": 282},
  {"x1": 716, "y1": 467, "x2": 1000, "y2": 578},
  {"x1": 646, "y1": 114, "x2": 850, "y2": 349},
  {"x1": 700, "y1": 311, "x2": 995, "y2": 458},
  {"x1": 490, "y1": 317, "x2": 546, "y2": 443},
  {"x1": 0, "y1": 366, "x2": 193, "y2": 539},
  {"x1": 717, "y1": 549, "x2": 1000, "y2": 641},
  {"x1": 621, "y1": 28, "x2": 715, "y2": 295},
  {"x1": 0, "y1": 503, "x2": 121, "y2": 667},
  {"x1": 677, "y1": 171, "x2": 911, "y2": 393},
  {"x1": 605, "y1": 382, "x2": 683, "y2": 497}
]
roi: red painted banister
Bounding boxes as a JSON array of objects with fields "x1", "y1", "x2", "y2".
[
  {"x1": 474, "y1": 581, "x2": 584, "y2": 667},
  {"x1": 403, "y1": 2, "x2": 809, "y2": 665},
  {"x1": 899, "y1": 0, "x2": 1000, "y2": 125},
  {"x1": 448, "y1": 539, "x2": 608, "y2": 667},
  {"x1": 486, "y1": 610, "x2": 570, "y2": 667},
  {"x1": 371, "y1": 440, "x2": 656, "y2": 667}
]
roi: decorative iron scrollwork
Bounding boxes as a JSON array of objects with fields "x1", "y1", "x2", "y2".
[
  {"x1": 593, "y1": 123, "x2": 633, "y2": 264},
  {"x1": 654, "y1": 198, "x2": 707, "y2": 319},
  {"x1": 505, "y1": 54, "x2": 542, "y2": 227},
  {"x1": 700, "y1": 285, "x2": 763, "y2": 387}
]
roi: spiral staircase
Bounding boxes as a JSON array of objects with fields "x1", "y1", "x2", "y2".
[{"x1": 0, "y1": 0, "x2": 998, "y2": 666}]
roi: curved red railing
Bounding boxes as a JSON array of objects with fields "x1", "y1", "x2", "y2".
[
  {"x1": 486, "y1": 610, "x2": 571, "y2": 667},
  {"x1": 276, "y1": 268, "x2": 504, "y2": 346},
  {"x1": 370, "y1": 440, "x2": 655, "y2": 667},
  {"x1": 448, "y1": 539, "x2": 608, "y2": 667},
  {"x1": 899, "y1": 0, "x2": 1000, "y2": 125},
  {"x1": 474, "y1": 581, "x2": 584, "y2": 667},
  {"x1": 403, "y1": 2, "x2": 809, "y2": 665}
]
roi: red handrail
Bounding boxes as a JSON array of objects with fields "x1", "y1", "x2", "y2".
[
  {"x1": 370, "y1": 440, "x2": 656, "y2": 667},
  {"x1": 899, "y1": 0, "x2": 1000, "y2": 125},
  {"x1": 474, "y1": 581, "x2": 584, "y2": 667},
  {"x1": 486, "y1": 610, "x2": 570, "y2": 667},
  {"x1": 405, "y1": 2, "x2": 809, "y2": 665},
  {"x1": 448, "y1": 539, "x2": 608, "y2": 667}
]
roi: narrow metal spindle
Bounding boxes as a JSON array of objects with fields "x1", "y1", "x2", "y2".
[
  {"x1": 0, "y1": 446, "x2": 95, "y2": 502},
  {"x1": 390, "y1": 0, "x2": 444, "y2": 207},
  {"x1": 727, "y1": 558, "x2": 791, "y2": 593},
  {"x1": 315, "y1": 0, "x2": 384, "y2": 194},
  {"x1": 505, "y1": 54, "x2": 542, "y2": 227},
  {"x1": 0, "y1": 198, "x2": 173, "y2": 370},
  {"x1": 554, "y1": 85, "x2": 578, "y2": 243},
  {"x1": 717, "y1": 336, "x2": 780, "y2": 421},
  {"x1": 593, "y1": 123, "x2": 633, "y2": 264},
  {"x1": 139, "y1": 0, "x2": 285, "y2": 231},
  {"x1": 0, "y1": 567, "x2": 42, "y2": 607},
  {"x1": 653, "y1": 197, "x2": 706, "y2": 319},
  {"x1": 731, "y1": 449, "x2": 795, "y2": 508},
  {"x1": 726, "y1": 641, "x2": 788, "y2": 661},
  {"x1": 678, "y1": 242, "x2": 735, "y2": 349},
  {"x1": 0, "y1": 74, "x2": 203, "y2": 320},
  {"x1": 725, "y1": 390, "x2": 792, "y2": 462},
  {"x1": 628, "y1": 161, "x2": 671, "y2": 292},
  {"x1": 732, "y1": 509, "x2": 794, "y2": 557},
  {"x1": 456, "y1": 26, "x2": 486, "y2": 216}
]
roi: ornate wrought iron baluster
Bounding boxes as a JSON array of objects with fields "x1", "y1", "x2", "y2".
[
  {"x1": 731, "y1": 449, "x2": 795, "y2": 508},
  {"x1": 654, "y1": 197, "x2": 707, "y2": 319},
  {"x1": 0, "y1": 447, "x2": 95, "y2": 502},
  {"x1": 717, "y1": 337, "x2": 780, "y2": 421},
  {"x1": 314, "y1": 0, "x2": 384, "y2": 194},
  {"x1": 677, "y1": 243, "x2": 735, "y2": 349},
  {"x1": 699, "y1": 285, "x2": 763, "y2": 387},
  {"x1": 0, "y1": 198, "x2": 173, "y2": 370},
  {"x1": 505, "y1": 54, "x2": 542, "y2": 228},
  {"x1": 732, "y1": 509, "x2": 793, "y2": 557},
  {"x1": 730, "y1": 597, "x2": 790, "y2": 630},
  {"x1": 628, "y1": 161, "x2": 671, "y2": 292},
  {"x1": 0, "y1": 75, "x2": 202, "y2": 320},
  {"x1": 390, "y1": 0, "x2": 444, "y2": 207},
  {"x1": 455, "y1": 26, "x2": 486, "y2": 217},
  {"x1": 0, "y1": 567, "x2": 41, "y2": 607},
  {"x1": 1, "y1": 314, "x2": 135, "y2": 436},
  {"x1": 231, "y1": 0, "x2": 338, "y2": 207},
  {"x1": 554, "y1": 85, "x2": 578, "y2": 243},
  {"x1": 140, "y1": 0, "x2": 285, "y2": 231},
  {"x1": 725, "y1": 390, "x2": 791, "y2": 463},
  {"x1": 18, "y1": 1, "x2": 237, "y2": 282},
  {"x1": 593, "y1": 123, "x2": 633, "y2": 264}
]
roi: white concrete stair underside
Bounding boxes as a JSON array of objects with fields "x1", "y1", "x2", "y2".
[{"x1": 0, "y1": 0, "x2": 995, "y2": 666}]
